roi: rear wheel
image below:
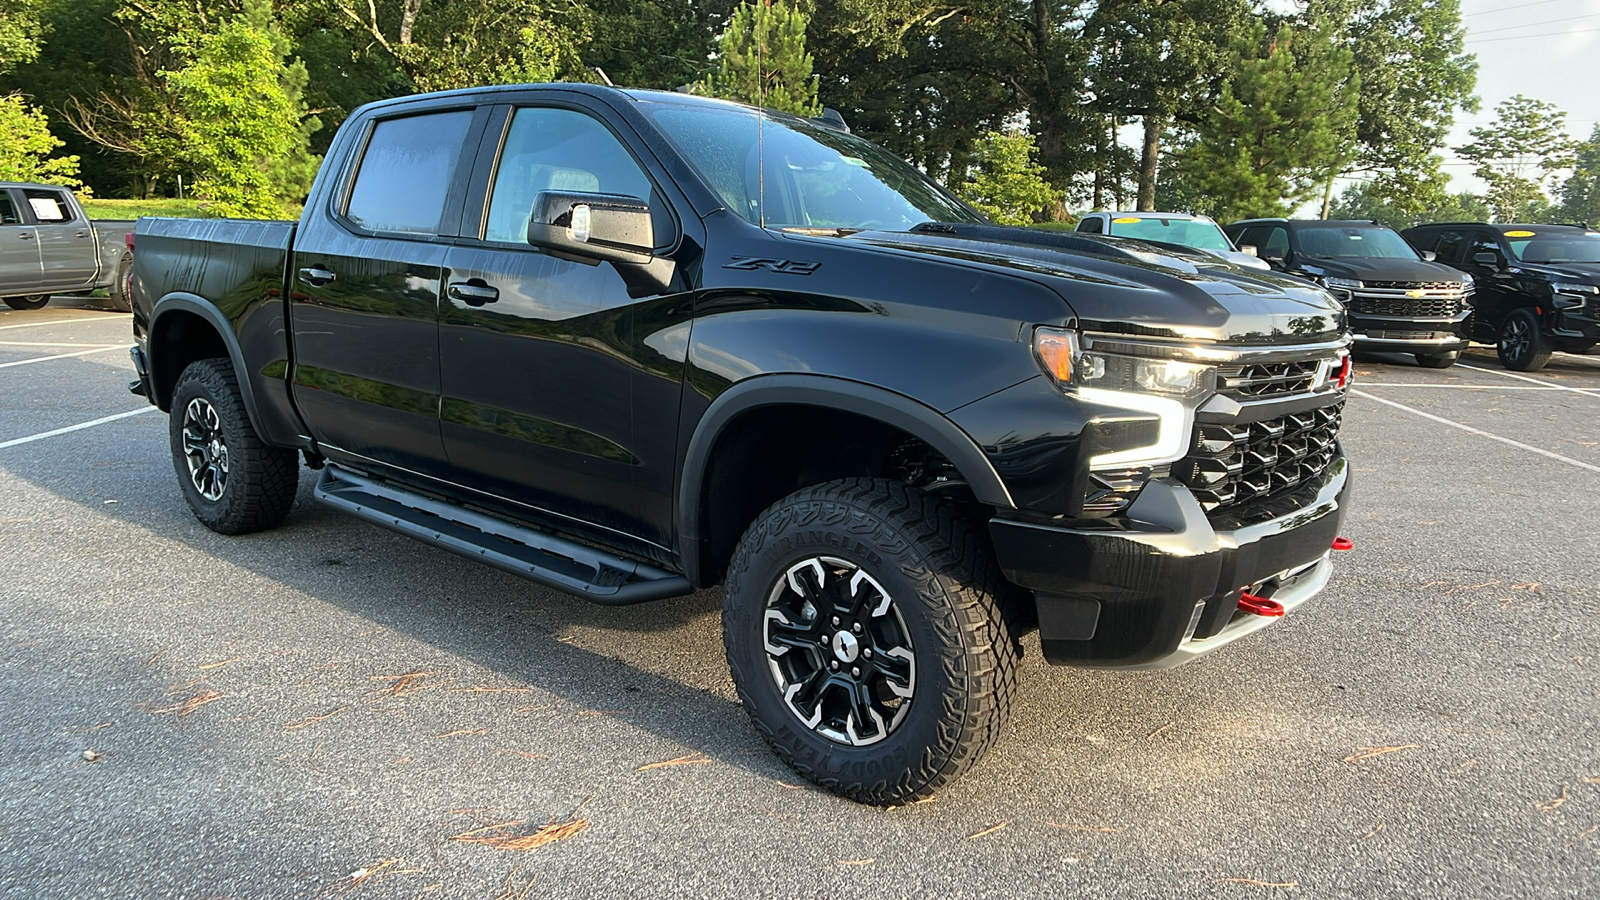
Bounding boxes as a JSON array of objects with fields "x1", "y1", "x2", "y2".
[
  {"x1": 107, "y1": 252, "x2": 133, "y2": 312},
  {"x1": 1497, "y1": 308, "x2": 1552, "y2": 372},
  {"x1": 3, "y1": 295, "x2": 49, "y2": 310},
  {"x1": 1415, "y1": 350, "x2": 1460, "y2": 369},
  {"x1": 169, "y1": 359, "x2": 299, "y2": 534},
  {"x1": 723, "y1": 478, "x2": 1018, "y2": 804}
]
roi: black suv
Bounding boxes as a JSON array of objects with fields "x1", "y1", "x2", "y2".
[
  {"x1": 1226, "y1": 219, "x2": 1474, "y2": 368},
  {"x1": 1401, "y1": 223, "x2": 1600, "y2": 371}
]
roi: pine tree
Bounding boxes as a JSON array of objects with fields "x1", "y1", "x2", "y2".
[
  {"x1": 956, "y1": 131, "x2": 1057, "y2": 225},
  {"x1": 702, "y1": 1, "x2": 820, "y2": 117}
]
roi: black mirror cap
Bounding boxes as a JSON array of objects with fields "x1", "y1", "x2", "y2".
[
  {"x1": 1472, "y1": 250, "x2": 1500, "y2": 267},
  {"x1": 527, "y1": 191, "x2": 654, "y2": 264}
]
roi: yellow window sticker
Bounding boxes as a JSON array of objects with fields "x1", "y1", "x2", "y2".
[
  {"x1": 1112, "y1": 217, "x2": 1141, "y2": 224},
  {"x1": 1503, "y1": 230, "x2": 1536, "y2": 237}
]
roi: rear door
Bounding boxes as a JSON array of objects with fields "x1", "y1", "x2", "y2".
[
  {"x1": 1464, "y1": 229, "x2": 1520, "y2": 329},
  {"x1": 23, "y1": 187, "x2": 97, "y2": 288},
  {"x1": 437, "y1": 99, "x2": 693, "y2": 546},
  {"x1": 0, "y1": 189, "x2": 42, "y2": 293},
  {"x1": 288, "y1": 103, "x2": 488, "y2": 476}
]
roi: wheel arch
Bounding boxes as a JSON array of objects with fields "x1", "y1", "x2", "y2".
[
  {"x1": 147, "y1": 293, "x2": 268, "y2": 436},
  {"x1": 676, "y1": 374, "x2": 1014, "y2": 588}
]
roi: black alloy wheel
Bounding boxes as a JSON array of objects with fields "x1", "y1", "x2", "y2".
[
  {"x1": 723, "y1": 478, "x2": 1018, "y2": 805},
  {"x1": 1497, "y1": 308, "x2": 1553, "y2": 372},
  {"x1": 168, "y1": 359, "x2": 299, "y2": 534},
  {"x1": 3, "y1": 295, "x2": 50, "y2": 310}
]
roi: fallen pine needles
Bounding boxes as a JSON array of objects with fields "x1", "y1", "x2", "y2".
[
  {"x1": 637, "y1": 752, "x2": 710, "y2": 771},
  {"x1": 1343, "y1": 744, "x2": 1418, "y2": 764}
]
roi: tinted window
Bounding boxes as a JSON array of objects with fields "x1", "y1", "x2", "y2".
[
  {"x1": 485, "y1": 107, "x2": 663, "y2": 245},
  {"x1": 23, "y1": 189, "x2": 73, "y2": 223},
  {"x1": 1078, "y1": 217, "x2": 1102, "y2": 233},
  {"x1": 345, "y1": 110, "x2": 474, "y2": 235},
  {"x1": 1468, "y1": 233, "x2": 1506, "y2": 265},
  {"x1": 1431, "y1": 231, "x2": 1465, "y2": 262},
  {"x1": 1261, "y1": 227, "x2": 1290, "y2": 259},
  {"x1": 1295, "y1": 225, "x2": 1418, "y2": 260},
  {"x1": 0, "y1": 193, "x2": 18, "y2": 225},
  {"x1": 1516, "y1": 234, "x2": 1600, "y2": 263}
]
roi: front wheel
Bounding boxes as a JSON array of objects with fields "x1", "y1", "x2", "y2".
[
  {"x1": 723, "y1": 478, "x2": 1018, "y2": 804},
  {"x1": 3, "y1": 295, "x2": 50, "y2": 310},
  {"x1": 1415, "y1": 350, "x2": 1460, "y2": 369},
  {"x1": 169, "y1": 359, "x2": 299, "y2": 534},
  {"x1": 1497, "y1": 308, "x2": 1553, "y2": 372}
]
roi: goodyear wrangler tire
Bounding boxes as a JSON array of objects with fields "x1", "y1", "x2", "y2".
[
  {"x1": 169, "y1": 359, "x2": 299, "y2": 535},
  {"x1": 723, "y1": 478, "x2": 1018, "y2": 804}
]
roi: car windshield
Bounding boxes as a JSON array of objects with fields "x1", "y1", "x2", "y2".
[
  {"x1": 1296, "y1": 225, "x2": 1419, "y2": 260},
  {"x1": 642, "y1": 101, "x2": 981, "y2": 230},
  {"x1": 1507, "y1": 234, "x2": 1600, "y2": 264},
  {"x1": 1104, "y1": 217, "x2": 1233, "y2": 253}
]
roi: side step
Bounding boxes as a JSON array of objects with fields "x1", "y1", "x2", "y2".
[{"x1": 314, "y1": 466, "x2": 692, "y2": 605}]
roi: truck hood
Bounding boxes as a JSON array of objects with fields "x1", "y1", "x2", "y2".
[
  {"x1": 1294, "y1": 256, "x2": 1471, "y2": 284},
  {"x1": 835, "y1": 223, "x2": 1346, "y2": 346}
]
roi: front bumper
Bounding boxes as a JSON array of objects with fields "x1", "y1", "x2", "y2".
[
  {"x1": 1349, "y1": 311, "x2": 1471, "y2": 353},
  {"x1": 989, "y1": 454, "x2": 1349, "y2": 668}
]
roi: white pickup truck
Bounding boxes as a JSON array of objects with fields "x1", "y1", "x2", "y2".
[{"x1": 0, "y1": 182, "x2": 134, "y2": 311}]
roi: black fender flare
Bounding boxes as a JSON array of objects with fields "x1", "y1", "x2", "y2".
[
  {"x1": 148, "y1": 292, "x2": 268, "y2": 437},
  {"x1": 675, "y1": 374, "x2": 1015, "y2": 585}
]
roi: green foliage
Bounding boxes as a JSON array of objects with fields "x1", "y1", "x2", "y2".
[
  {"x1": 956, "y1": 131, "x2": 1057, "y2": 224},
  {"x1": 0, "y1": 0, "x2": 45, "y2": 73},
  {"x1": 1328, "y1": 178, "x2": 1488, "y2": 230},
  {"x1": 0, "y1": 91, "x2": 80, "y2": 185},
  {"x1": 164, "y1": 0, "x2": 316, "y2": 218},
  {"x1": 1557, "y1": 125, "x2": 1600, "y2": 226},
  {"x1": 1164, "y1": 21, "x2": 1359, "y2": 222},
  {"x1": 1455, "y1": 95, "x2": 1577, "y2": 221},
  {"x1": 702, "y1": 1, "x2": 820, "y2": 116},
  {"x1": 584, "y1": 0, "x2": 714, "y2": 89},
  {"x1": 1345, "y1": 0, "x2": 1478, "y2": 177}
]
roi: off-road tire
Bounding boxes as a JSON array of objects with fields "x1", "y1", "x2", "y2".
[
  {"x1": 107, "y1": 252, "x2": 133, "y2": 312},
  {"x1": 169, "y1": 359, "x2": 298, "y2": 534},
  {"x1": 3, "y1": 295, "x2": 49, "y2": 310},
  {"x1": 723, "y1": 478, "x2": 1019, "y2": 805},
  {"x1": 1415, "y1": 350, "x2": 1459, "y2": 369},
  {"x1": 1497, "y1": 308, "x2": 1552, "y2": 372}
]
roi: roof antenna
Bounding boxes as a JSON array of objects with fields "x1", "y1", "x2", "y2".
[{"x1": 592, "y1": 67, "x2": 614, "y2": 87}]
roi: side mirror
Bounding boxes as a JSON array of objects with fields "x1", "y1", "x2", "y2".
[
  {"x1": 1472, "y1": 250, "x2": 1501, "y2": 268},
  {"x1": 527, "y1": 191, "x2": 654, "y2": 264},
  {"x1": 1421, "y1": 250, "x2": 1437, "y2": 262},
  {"x1": 1238, "y1": 244, "x2": 1259, "y2": 257}
]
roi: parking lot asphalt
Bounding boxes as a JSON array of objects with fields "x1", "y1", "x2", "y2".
[{"x1": 2, "y1": 298, "x2": 1596, "y2": 899}]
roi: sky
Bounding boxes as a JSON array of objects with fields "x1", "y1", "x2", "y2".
[{"x1": 1443, "y1": 0, "x2": 1600, "y2": 193}]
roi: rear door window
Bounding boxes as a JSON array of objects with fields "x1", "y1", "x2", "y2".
[
  {"x1": 345, "y1": 110, "x2": 475, "y2": 235},
  {"x1": 22, "y1": 189, "x2": 74, "y2": 223}
]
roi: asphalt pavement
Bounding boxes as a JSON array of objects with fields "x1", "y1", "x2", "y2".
[{"x1": 2, "y1": 296, "x2": 1596, "y2": 899}]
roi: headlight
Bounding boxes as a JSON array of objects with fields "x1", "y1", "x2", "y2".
[
  {"x1": 1033, "y1": 327, "x2": 1217, "y2": 469},
  {"x1": 1552, "y1": 282, "x2": 1599, "y2": 295},
  {"x1": 1322, "y1": 276, "x2": 1362, "y2": 292}
]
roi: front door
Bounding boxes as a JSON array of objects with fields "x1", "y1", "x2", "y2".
[
  {"x1": 288, "y1": 105, "x2": 484, "y2": 476},
  {"x1": 439, "y1": 102, "x2": 690, "y2": 546},
  {"x1": 0, "y1": 190, "x2": 41, "y2": 294},
  {"x1": 24, "y1": 187, "x2": 96, "y2": 289}
]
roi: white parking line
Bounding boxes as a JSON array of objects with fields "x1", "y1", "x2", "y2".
[
  {"x1": 0, "y1": 340, "x2": 126, "y2": 348},
  {"x1": 1351, "y1": 389, "x2": 1600, "y2": 475},
  {"x1": 1355, "y1": 383, "x2": 1566, "y2": 390},
  {"x1": 1457, "y1": 363, "x2": 1600, "y2": 397},
  {"x1": 0, "y1": 406, "x2": 160, "y2": 450},
  {"x1": 0, "y1": 346, "x2": 126, "y2": 369},
  {"x1": 0, "y1": 314, "x2": 128, "y2": 331}
]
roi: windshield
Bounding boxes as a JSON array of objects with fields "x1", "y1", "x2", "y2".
[
  {"x1": 643, "y1": 102, "x2": 981, "y2": 230},
  {"x1": 1506, "y1": 234, "x2": 1600, "y2": 264},
  {"x1": 1296, "y1": 225, "x2": 1419, "y2": 260},
  {"x1": 1104, "y1": 217, "x2": 1233, "y2": 253}
]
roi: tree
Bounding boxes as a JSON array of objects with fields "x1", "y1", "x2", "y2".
[
  {"x1": 1558, "y1": 125, "x2": 1600, "y2": 226},
  {"x1": 1455, "y1": 95, "x2": 1577, "y2": 221},
  {"x1": 956, "y1": 130, "x2": 1057, "y2": 224},
  {"x1": 0, "y1": 92, "x2": 80, "y2": 185},
  {"x1": 702, "y1": 0, "x2": 820, "y2": 116},
  {"x1": 583, "y1": 0, "x2": 715, "y2": 90},
  {"x1": 1328, "y1": 178, "x2": 1488, "y2": 230},
  {"x1": 1162, "y1": 20, "x2": 1358, "y2": 222},
  {"x1": 0, "y1": 0, "x2": 45, "y2": 71},
  {"x1": 164, "y1": 0, "x2": 316, "y2": 217}
]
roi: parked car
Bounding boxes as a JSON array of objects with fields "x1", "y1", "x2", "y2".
[
  {"x1": 1401, "y1": 222, "x2": 1600, "y2": 371},
  {"x1": 0, "y1": 182, "x2": 134, "y2": 311},
  {"x1": 1075, "y1": 211, "x2": 1270, "y2": 270},
  {"x1": 1224, "y1": 218, "x2": 1474, "y2": 368},
  {"x1": 129, "y1": 85, "x2": 1354, "y2": 804}
]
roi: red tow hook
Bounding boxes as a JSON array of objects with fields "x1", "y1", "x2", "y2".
[
  {"x1": 1331, "y1": 536, "x2": 1354, "y2": 551},
  {"x1": 1238, "y1": 591, "x2": 1285, "y2": 617}
]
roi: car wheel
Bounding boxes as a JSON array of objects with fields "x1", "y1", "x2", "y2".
[
  {"x1": 1415, "y1": 350, "x2": 1460, "y2": 369},
  {"x1": 169, "y1": 359, "x2": 299, "y2": 535},
  {"x1": 3, "y1": 295, "x2": 50, "y2": 310},
  {"x1": 108, "y1": 252, "x2": 133, "y2": 312},
  {"x1": 723, "y1": 478, "x2": 1019, "y2": 804},
  {"x1": 1496, "y1": 308, "x2": 1552, "y2": 372}
]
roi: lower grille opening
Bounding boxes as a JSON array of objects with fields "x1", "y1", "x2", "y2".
[{"x1": 1172, "y1": 401, "x2": 1344, "y2": 512}]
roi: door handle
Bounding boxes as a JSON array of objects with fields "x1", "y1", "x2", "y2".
[
  {"x1": 448, "y1": 281, "x2": 499, "y2": 307},
  {"x1": 76, "y1": 230, "x2": 90, "y2": 238},
  {"x1": 18, "y1": 232, "x2": 32, "y2": 240},
  {"x1": 297, "y1": 265, "x2": 336, "y2": 286}
]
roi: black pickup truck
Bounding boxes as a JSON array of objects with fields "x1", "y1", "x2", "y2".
[{"x1": 129, "y1": 85, "x2": 1353, "y2": 803}]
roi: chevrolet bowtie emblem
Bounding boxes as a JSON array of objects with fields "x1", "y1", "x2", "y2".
[{"x1": 1406, "y1": 289, "x2": 1425, "y2": 298}]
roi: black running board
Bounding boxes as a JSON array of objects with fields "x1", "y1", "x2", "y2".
[{"x1": 314, "y1": 466, "x2": 692, "y2": 605}]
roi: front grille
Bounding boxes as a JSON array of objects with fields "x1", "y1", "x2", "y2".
[
  {"x1": 1173, "y1": 401, "x2": 1344, "y2": 511},
  {"x1": 1218, "y1": 360, "x2": 1320, "y2": 399},
  {"x1": 1346, "y1": 281, "x2": 1468, "y2": 319}
]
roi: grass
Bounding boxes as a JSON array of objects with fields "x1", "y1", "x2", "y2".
[{"x1": 80, "y1": 197, "x2": 208, "y2": 219}]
